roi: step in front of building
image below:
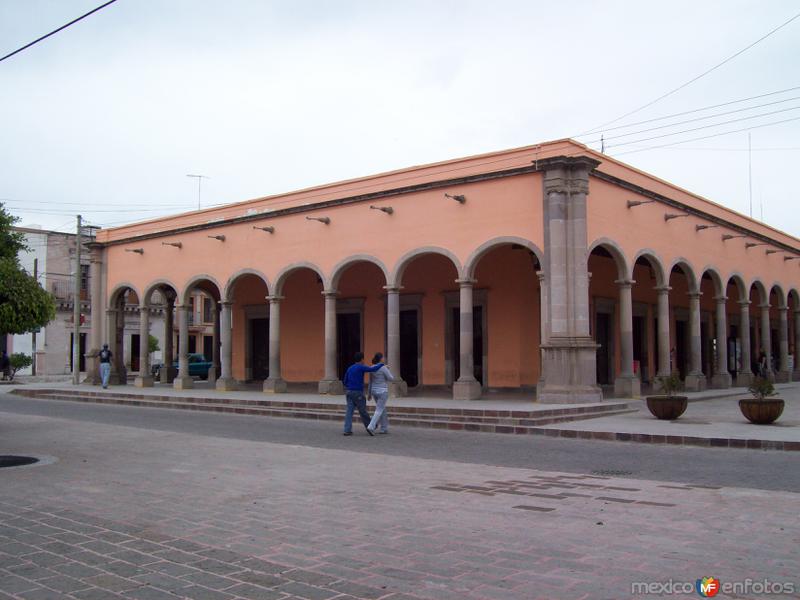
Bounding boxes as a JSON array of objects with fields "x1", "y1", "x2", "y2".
[{"x1": 10, "y1": 388, "x2": 636, "y2": 434}]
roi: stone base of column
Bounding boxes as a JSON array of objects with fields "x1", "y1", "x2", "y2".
[
  {"x1": 263, "y1": 377, "x2": 287, "y2": 393},
  {"x1": 710, "y1": 372, "x2": 732, "y2": 389},
  {"x1": 537, "y1": 338, "x2": 602, "y2": 404},
  {"x1": 684, "y1": 373, "x2": 707, "y2": 392},
  {"x1": 206, "y1": 366, "x2": 217, "y2": 386},
  {"x1": 173, "y1": 376, "x2": 194, "y2": 390},
  {"x1": 613, "y1": 375, "x2": 640, "y2": 399},
  {"x1": 389, "y1": 380, "x2": 408, "y2": 397},
  {"x1": 160, "y1": 366, "x2": 177, "y2": 385},
  {"x1": 82, "y1": 354, "x2": 100, "y2": 385},
  {"x1": 775, "y1": 370, "x2": 791, "y2": 383},
  {"x1": 134, "y1": 375, "x2": 154, "y2": 388},
  {"x1": 735, "y1": 371, "x2": 753, "y2": 387},
  {"x1": 453, "y1": 379, "x2": 482, "y2": 401},
  {"x1": 109, "y1": 367, "x2": 126, "y2": 385},
  {"x1": 318, "y1": 379, "x2": 344, "y2": 395},
  {"x1": 215, "y1": 377, "x2": 237, "y2": 391}
]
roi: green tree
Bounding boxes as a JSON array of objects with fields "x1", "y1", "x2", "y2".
[
  {"x1": 148, "y1": 334, "x2": 160, "y2": 354},
  {"x1": 0, "y1": 203, "x2": 56, "y2": 335},
  {"x1": 8, "y1": 353, "x2": 33, "y2": 380}
]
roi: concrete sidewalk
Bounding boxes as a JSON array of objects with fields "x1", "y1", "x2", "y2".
[{"x1": 5, "y1": 379, "x2": 799, "y2": 449}]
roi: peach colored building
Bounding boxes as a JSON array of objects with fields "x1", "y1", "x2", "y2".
[{"x1": 87, "y1": 139, "x2": 800, "y2": 403}]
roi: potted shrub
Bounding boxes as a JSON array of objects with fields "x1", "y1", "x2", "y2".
[
  {"x1": 646, "y1": 373, "x2": 688, "y2": 420},
  {"x1": 739, "y1": 377, "x2": 784, "y2": 424}
]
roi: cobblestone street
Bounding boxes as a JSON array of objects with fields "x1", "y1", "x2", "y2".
[{"x1": 1, "y1": 401, "x2": 797, "y2": 599}]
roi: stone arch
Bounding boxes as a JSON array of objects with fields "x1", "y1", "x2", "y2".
[
  {"x1": 788, "y1": 288, "x2": 800, "y2": 307},
  {"x1": 725, "y1": 273, "x2": 748, "y2": 302},
  {"x1": 667, "y1": 257, "x2": 699, "y2": 293},
  {"x1": 109, "y1": 282, "x2": 140, "y2": 307},
  {"x1": 749, "y1": 279, "x2": 769, "y2": 305},
  {"x1": 631, "y1": 249, "x2": 667, "y2": 287},
  {"x1": 390, "y1": 246, "x2": 463, "y2": 287},
  {"x1": 588, "y1": 237, "x2": 629, "y2": 281},
  {"x1": 697, "y1": 265, "x2": 725, "y2": 297},
  {"x1": 328, "y1": 255, "x2": 390, "y2": 291},
  {"x1": 769, "y1": 283, "x2": 787, "y2": 309},
  {"x1": 180, "y1": 275, "x2": 222, "y2": 306},
  {"x1": 142, "y1": 279, "x2": 179, "y2": 307},
  {"x1": 223, "y1": 269, "x2": 271, "y2": 302},
  {"x1": 463, "y1": 236, "x2": 544, "y2": 280},
  {"x1": 273, "y1": 261, "x2": 326, "y2": 296}
]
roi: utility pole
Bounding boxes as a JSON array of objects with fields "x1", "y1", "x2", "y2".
[
  {"x1": 748, "y1": 132, "x2": 753, "y2": 218},
  {"x1": 72, "y1": 215, "x2": 82, "y2": 385},
  {"x1": 31, "y1": 258, "x2": 37, "y2": 376},
  {"x1": 186, "y1": 174, "x2": 209, "y2": 210}
]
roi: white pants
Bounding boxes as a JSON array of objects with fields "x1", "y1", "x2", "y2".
[{"x1": 368, "y1": 391, "x2": 389, "y2": 432}]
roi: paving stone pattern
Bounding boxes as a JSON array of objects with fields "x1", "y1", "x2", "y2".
[{"x1": 0, "y1": 411, "x2": 798, "y2": 599}]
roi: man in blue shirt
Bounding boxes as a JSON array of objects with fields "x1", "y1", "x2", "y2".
[{"x1": 342, "y1": 351, "x2": 384, "y2": 436}]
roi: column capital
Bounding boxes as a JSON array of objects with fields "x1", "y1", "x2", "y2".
[
  {"x1": 778, "y1": 304, "x2": 788, "y2": 313},
  {"x1": 382, "y1": 285, "x2": 403, "y2": 293},
  {"x1": 266, "y1": 295, "x2": 285, "y2": 303},
  {"x1": 687, "y1": 291, "x2": 702, "y2": 300},
  {"x1": 321, "y1": 289, "x2": 338, "y2": 298},
  {"x1": 105, "y1": 308, "x2": 119, "y2": 315},
  {"x1": 713, "y1": 295, "x2": 728, "y2": 303},
  {"x1": 738, "y1": 299, "x2": 752, "y2": 306},
  {"x1": 218, "y1": 301, "x2": 233, "y2": 308},
  {"x1": 536, "y1": 270, "x2": 545, "y2": 282},
  {"x1": 759, "y1": 302, "x2": 771, "y2": 310},
  {"x1": 614, "y1": 279, "x2": 635, "y2": 288},
  {"x1": 137, "y1": 305, "x2": 151, "y2": 314},
  {"x1": 175, "y1": 304, "x2": 190, "y2": 311},
  {"x1": 455, "y1": 278, "x2": 477, "y2": 287},
  {"x1": 655, "y1": 285, "x2": 672, "y2": 295}
]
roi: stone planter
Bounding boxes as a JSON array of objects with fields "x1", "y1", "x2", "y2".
[
  {"x1": 738, "y1": 398, "x2": 785, "y2": 424},
  {"x1": 645, "y1": 395, "x2": 688, "y2": 420}
]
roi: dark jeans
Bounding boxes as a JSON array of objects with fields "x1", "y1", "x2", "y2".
[{"x1": 344, "y1": 390, "x2": 370, "y2": 433}]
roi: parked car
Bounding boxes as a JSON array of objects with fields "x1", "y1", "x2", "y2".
[{"x1": 151, "y1": 353, "x2": 212, "y2": 380}]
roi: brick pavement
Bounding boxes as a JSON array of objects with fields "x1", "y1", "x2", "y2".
[{"x1": 0, "y1": 410, "x2": 797, "y2": 599}]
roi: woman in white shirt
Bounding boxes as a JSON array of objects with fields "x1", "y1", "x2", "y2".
[{"x1": 367, "y1": 352, "x2": 395, "y2": 434}]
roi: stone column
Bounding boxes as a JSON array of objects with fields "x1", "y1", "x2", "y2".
[
  {"x1": 536, "y1": 155, "x2": 602, "y2": 404},
  {"x1": 614, "y1": 279, "x2": 640, "y2": 398},
  {"x1": 736, "y1": 300, "x2": 753, "y2": 387},
  {"x1": 208, "y1": 300, "x2": 220, "y2": 385},
  {"x1": 536, "y1": 271, "x2": 547, "y2": 389},
  {"x1": 173, "y1": 304, "x2": 193, "y2": 390},
  {"x1": 134, "y1": 306, "x2": 154, "y2": 387},
  {"x1": 106, "y1": 307, "x2": 125, "y2": 385},
  {"x1": 385, "y1": 286, "x2": 407, "y2": 397},
  {"x1": 160, "y1": 295, "x2": 176, "y2": 383},
  {"x1": 760, "y1": 303, "x2": 773, "y2": 379},
  {"x1": 84, "y1": 244, "x2": 103, "y2": 384},
  {"x1": 776, "y1": 306, "x2": 791, "y2": 382},
  {"x1": 263, "y1": 295, "x2": 288, "y2": 393},
  {"x1": 655, "y1": 286, "x2": 671, "y2": 378},
  {"x1": 215, "y1": 301, "x2": 236, "y2": 391},
  {"x1": 318, "y1": 290, "x2": 344, "y2": 394},
  {"x1": 684, "y1": 292, "x2": 707, "y2": 391},
  {"x1": 711, "y1": 296, "x2": 732, "y2": 388},
  {"x1": 794, "y1": 309, "x2": 800, "y2": 381},
  {"x1": 453, "y1": 279, "x2": 481, "y2": 400}
]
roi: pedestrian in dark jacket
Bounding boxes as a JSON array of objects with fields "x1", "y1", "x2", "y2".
[{"x1": 342, "y1": 351, "x2": 383, "y2": 436}]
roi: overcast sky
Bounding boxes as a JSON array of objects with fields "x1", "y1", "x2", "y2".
[{"x1": 1, "y1": 0, "x2": 799, "y2": 237}]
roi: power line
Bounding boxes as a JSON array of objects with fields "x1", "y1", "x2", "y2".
[
  {"x1": 578, "y1": 86, "x2": 800, "y2": 137},
  {"x1": 611, "y1": 115, "x2": 800, "y2": 156},
  {"x1": 585, "y1": 95, "x2": 800, "y2": 144},
  {"x1": 0, "y1": 0, "x2": 119, "y2": 63},
  {"x1": 605, "y1": 105, "x2": 800, "y2": 149},
  {"x1": 579, "y1": 10, "x2": 800, "y2": 136}
]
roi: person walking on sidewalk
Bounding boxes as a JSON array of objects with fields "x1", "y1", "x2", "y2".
[
  {"x1": 367, "y1": 352, "x2": 394, "y2": 434},
  {"x1": 342, "y1": 351, "x2": 384, "y2": 436},
  {"x1": 98, "y1": 344, "x2": 113, "y2": 389}
]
